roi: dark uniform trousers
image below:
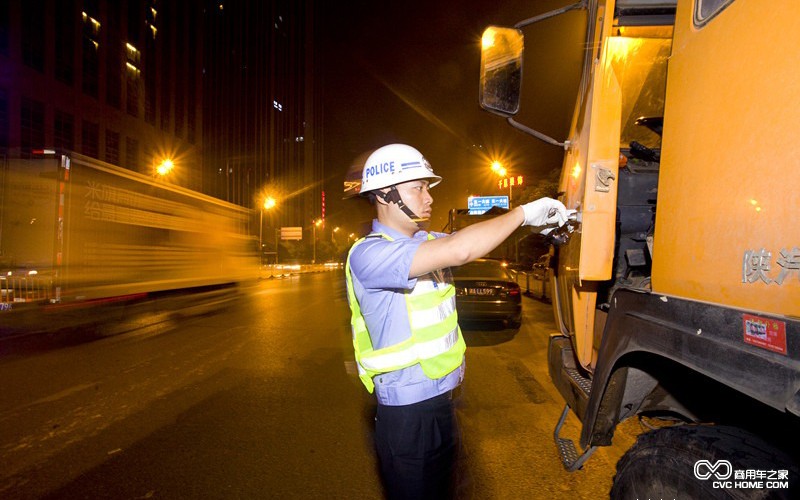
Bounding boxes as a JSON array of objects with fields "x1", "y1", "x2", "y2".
[{"x1": 374, "y1": 391, "x2": 458, "y2": 500}]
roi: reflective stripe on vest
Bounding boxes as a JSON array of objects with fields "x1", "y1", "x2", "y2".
[
  {"x1": 408, "y1": 285, "x2": 457, "y2": 330},
  {"x1": 345, "y1": 232, "x2": 466, "y2": 393},
  {"x1": 359, "y1": 324, "x2": 460, "y2": 371}
]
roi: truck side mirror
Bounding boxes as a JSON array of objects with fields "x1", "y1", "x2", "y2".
[{"x1": 479, "y1": 26, "x2": 524, "y2": 116}]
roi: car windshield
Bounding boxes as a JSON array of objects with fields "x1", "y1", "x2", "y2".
[{"x1": 452, "y1": 261, "x2": 510, "y2": 279}]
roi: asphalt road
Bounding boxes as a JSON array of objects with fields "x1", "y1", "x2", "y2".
[{"x1": 0, "y1": 270, "x2": 640, "y2": 499}]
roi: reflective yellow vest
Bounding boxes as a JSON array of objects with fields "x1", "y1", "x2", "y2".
[{"x1": 345, "y1": 233, "x2": 466, "y2": 393}]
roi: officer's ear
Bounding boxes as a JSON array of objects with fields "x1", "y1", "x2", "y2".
[{"x1": 371, "y1": 190, "x2": 390, "y2": 206}]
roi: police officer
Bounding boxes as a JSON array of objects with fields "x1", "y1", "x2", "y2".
[{"x1": 344, "y1": 144, "x2": 568, "y2": 499}]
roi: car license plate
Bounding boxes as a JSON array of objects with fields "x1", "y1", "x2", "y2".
[{"x1": 468, "y1": 287, "x2": 494, "y2": 296}]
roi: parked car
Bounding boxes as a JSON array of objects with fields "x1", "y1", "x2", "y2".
[
  {"x1": 452, "y1": 258, "x2": 522, "y2": 329},
  {"x1": 531, "y1": 254, "x2": 551, "y2": 282}
]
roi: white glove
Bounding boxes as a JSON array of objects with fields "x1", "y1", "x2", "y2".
[{"x1": 521, "y1": 197, "x2": 569, "y2": 227}]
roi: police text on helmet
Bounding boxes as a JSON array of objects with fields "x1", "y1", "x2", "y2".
[{"x1": 365, "y1": 161, "x2": 398, "y2": 180}]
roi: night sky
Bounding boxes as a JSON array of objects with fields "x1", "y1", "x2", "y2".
[{"x1": 319, "y1": 0, "x2": 586, "y2": 231}]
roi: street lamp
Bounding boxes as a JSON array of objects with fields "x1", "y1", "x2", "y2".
[
  {"x1": 491, "y1": 160, "x2": 513, "y2": 208},
  {"x1": 491, "y1": 160, "x2": 527, "y2": 262},
  {"x1": 154, "y1": 158, "x2": 174, "y2": 178},
  {"x1": 259, "y1": 196, "x2": 277, "y2": 266},
  {"x1": 312, "y1": 219, "x2": 323, "y2": 264},
  {"x1": 491, "y1": 160, "x2": 507, "y2": 178}
]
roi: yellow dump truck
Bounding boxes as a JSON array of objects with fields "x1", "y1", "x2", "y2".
[{"x1": 480, "y1": 0, "x2": 798, "y2": 496}]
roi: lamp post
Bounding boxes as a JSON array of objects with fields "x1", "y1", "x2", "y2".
[
  {"x1": 312, "y1": 219, "x2": 322, "y2": 264},
  {"x1": 491, "y1": 160, "x2": 513, "y2": 208},
  {"x1": 491, "y1": 160, "x2": 526, "y2": 263},
  {"x1": 259, "y1": 196, "x2": 277, "y2": 266}
]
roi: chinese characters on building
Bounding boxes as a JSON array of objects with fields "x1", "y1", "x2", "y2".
[{"x1": 497, "y1": 175, "x2": 524, "y2": 190}]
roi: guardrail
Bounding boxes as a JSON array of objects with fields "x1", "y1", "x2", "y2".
[
  {"x1": 258, "y1": 262, "x2": 343, "y2": 279},
  {"x1": 509, "y1": 269, "x2": 550, "y2": 301},
  {"x1": 1, "y1": 272, "x2": 53, "y2": 306}
]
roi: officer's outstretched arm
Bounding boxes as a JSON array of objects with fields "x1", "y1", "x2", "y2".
[{"x1": 409, "y1": 198, "x2": 568, "y2": 278}]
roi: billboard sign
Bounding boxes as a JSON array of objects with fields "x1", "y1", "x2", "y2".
[{"x1": 280, "y1": 227, "x2": 303, "y2": 240}]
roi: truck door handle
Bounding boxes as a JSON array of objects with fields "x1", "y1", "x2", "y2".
[{"x1": 595, "y1": 167, "x2": 616, "y2": 192}]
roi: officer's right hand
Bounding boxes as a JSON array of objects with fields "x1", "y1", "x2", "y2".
[{"x1": 521, "y1": 197, "x2": 569, "y2": 228}]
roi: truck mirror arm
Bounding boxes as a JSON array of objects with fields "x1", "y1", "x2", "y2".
[
  {"x1": 513, "y1": 0, "x2": 588, "y2": 29},
  {"x1": 508, "y1": 117, "x2": 570, "y2": 149},
  {"x1": 504, "y1": 0, "x2": 588, "y2": 150}
]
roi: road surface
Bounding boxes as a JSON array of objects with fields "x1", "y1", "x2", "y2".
[{"x1": 0, "y1": 270, "x2": 639, "y2": 499}]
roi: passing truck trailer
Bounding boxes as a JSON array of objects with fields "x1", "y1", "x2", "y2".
[
  {"x1": 0, "y1": 152, "x2": 258, "y2": 329},
  {"x1": 479, "y1": 0, "x2": 798, "y2": 497}
]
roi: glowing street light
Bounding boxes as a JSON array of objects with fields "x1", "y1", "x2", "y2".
[
  {"x1": 490, "y1": 160, "x2": 514, "y2": 208},
  {"x1": 260, "y1": 196, "x2": 278, "y2": 265},
  {"x1": 312, "y1": 218, "x2": 323, "y2": 264},
  {"x1": 491, "y1": 160, "x2": 507, "y2": 178},
  {"x1": 155, "y1": 158, "x2": 174, "y2": 176}
]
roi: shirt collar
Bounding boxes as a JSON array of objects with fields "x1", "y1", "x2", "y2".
[{"x1": 371, "y1": 219, "x2": 428, "y2": 240}]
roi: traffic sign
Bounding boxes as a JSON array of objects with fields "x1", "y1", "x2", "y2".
[
  {"x1": 467, "y1": 195, "x2": 509, "y2": 214},
  {"x1": 280, "y1": 226, "x2": 303, "y2": 240}
]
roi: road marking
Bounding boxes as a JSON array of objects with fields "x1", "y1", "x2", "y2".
[{"x1": 26, "y1": 382, "x2": 97, "y2": 407}]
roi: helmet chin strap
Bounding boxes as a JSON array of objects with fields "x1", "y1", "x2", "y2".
[{"x1": 375, "y1": 186, "x2": 429, "y2": 228}]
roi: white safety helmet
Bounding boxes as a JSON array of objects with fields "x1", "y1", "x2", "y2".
[
  {"x1": 359, "y1": 144, "x2": 441, "y2": 194},
  {"x1": 347, "y1": 143, "x2": 442, "y2": 227}
]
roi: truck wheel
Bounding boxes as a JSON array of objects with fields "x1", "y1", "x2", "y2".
[{"x1": 610, "y1": 424, "x2": 798, "y2": 500}]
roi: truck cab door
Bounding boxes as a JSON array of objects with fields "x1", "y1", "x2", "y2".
[
  {"x1": 555, "y1": 2, "x2": 621, "y2": 371},
  {"x1": 479, "y1": 1, "x2": 671, "y2": 371},
  {"x1": 556, "y1": 2, "x2": 671, "y2": 372}
]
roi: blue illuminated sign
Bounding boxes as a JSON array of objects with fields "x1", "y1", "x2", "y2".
[{"x1": 467, "y1": 196, "x2": 509, "y2": 215}]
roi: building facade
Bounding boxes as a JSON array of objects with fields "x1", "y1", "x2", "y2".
[
  {"x1": 0, "y1": 0, "x2": 204, "y2": 189},
  {"x1": 0, "y1": 0, "x2": 322, "y2": 233},
  {"x1": 203, "y1": 0, "x2": 323, "y2": 234}
]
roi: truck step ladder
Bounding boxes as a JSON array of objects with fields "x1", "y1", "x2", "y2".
[{"x1": 554, "y1": 404, "x2": 597, "y2": 471}]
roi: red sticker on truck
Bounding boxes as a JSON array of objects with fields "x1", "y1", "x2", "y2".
[{"x1": 742, "y1": 314, "x2": 787, "y2": 355}]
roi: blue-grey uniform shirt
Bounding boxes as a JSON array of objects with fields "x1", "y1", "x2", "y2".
[{"x1": 348, "y1": 219, "x2": 465, "y2": 406}]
